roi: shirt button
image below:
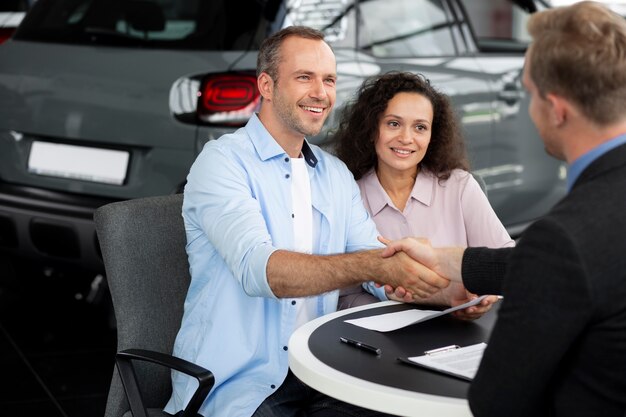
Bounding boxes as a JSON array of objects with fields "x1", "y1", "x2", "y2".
[
  {"x1": 284, "y1": 157, "x2": 289, "y2": 162},
  {"x1": 285, "y1": 174, "x2": 290, "y2": 179},
  {"x1": 271, "y1": 384, "x2": 276, "y2": 389},
  {"x1": 291, "y1": 213, "x2": 294, "y2": 218},
  {"x1": 283, "y1": 346, "x2": 288, "y2": 351},
  {"x1": 291, "y1": 300, "x2": 296, "y2": 305}
]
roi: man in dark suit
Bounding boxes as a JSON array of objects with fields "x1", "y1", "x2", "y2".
[{"x1": 382, "y1": 2, "x2": 626, "y2": 416}]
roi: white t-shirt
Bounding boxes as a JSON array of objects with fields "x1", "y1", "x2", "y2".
[{"x1": 290, "y1": 157, "x2": 317, "y2": 328}]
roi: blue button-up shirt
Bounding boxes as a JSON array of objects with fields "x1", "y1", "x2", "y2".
[
  {"x1": 567, "y1": 132, "x2": 626, "y2": 191},
  {"x1": 164, "y1": 114, "x2": 385, "y2": 417}
]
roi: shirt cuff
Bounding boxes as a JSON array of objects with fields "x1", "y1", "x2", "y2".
[{"x1": 243, "y1": 243, "x2": 279, "y2": 299}]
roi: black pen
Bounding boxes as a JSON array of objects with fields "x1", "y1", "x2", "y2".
[{"x1": 339, "y1": 336, "x2": 382, "y2": 355}]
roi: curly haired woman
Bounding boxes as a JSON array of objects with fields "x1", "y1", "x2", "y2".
[{"x1": 334, "y1": 71, "x2": 514, "y2": 308}]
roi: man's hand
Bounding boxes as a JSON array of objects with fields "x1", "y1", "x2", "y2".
[
  {"x1": 381, "y1": 249, "x2": 450, "y2": 298},
  {"x1": 377, "y1": 236, "x2": 498, "y2": 320},
  {"x1": 379, "y1": 236, "x2": 465, "y2": 283}
]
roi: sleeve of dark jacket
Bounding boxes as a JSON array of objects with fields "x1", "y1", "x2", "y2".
[
  {"x1": 467, "y1": 218, "x2": 593, "y2": 417},
  {"x1": 461, "y1": 246, "x2": 513, "y2": 295}
]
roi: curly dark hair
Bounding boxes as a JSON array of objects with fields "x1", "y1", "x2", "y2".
[{"x1": 334, "y1": 71, "x2": 469, "y2": 181}]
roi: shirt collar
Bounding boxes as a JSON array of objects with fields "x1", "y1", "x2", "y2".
[
  {"x1": 567, "y1": 132, "x2": 626, "y2": 191},
  {"x1": 300, "y1": 141, "x2": 318, "y2": 168},
  {"x1": 411, "y1": 169, "x2": 435, "y2": 206},
  {"x1": 360, "y1": 168, "x2": 434, "y2": 215},
  {"x1": 359, "y1": 169, "x2": 387, "y2": 216},
  {"x1": 246, "y1": 113, "x2": 318, "y2": 168}
]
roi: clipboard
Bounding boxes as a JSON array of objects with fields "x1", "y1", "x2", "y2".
[{"x1": 397, "y1": 342, "x2": 487, "y2": 381}]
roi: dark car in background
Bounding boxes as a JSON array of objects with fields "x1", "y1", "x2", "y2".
[
  {"x1": 0, "y1": 0, "x2": 563, "y2": 277},
  {"x1": 0, "y1": 0, "x2": 32, "y2": 44}
]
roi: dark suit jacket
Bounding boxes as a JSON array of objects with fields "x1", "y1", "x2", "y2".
[{"x1": 462, "y1": 143, "x2": 626, "y2": 417}]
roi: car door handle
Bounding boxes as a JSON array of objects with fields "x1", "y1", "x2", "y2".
[{"x1": 498, "y1": 83, "x2": 524, "y2": 105}]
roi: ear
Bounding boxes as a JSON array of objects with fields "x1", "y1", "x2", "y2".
[
  {"x1": 545, "y1": 93, "x2": 568, "y2": 127},
  {"x1": 258, "y1": 72, "x2": 274, "y2": 101}
]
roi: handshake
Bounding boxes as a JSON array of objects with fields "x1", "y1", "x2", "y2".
[{"x1": 375, "y1": 236, "x2": 499, "y2": 320}]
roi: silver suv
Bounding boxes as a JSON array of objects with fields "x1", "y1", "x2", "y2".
[{"x1": 0, "y1": 0, "x2": 562, "y2": 273}]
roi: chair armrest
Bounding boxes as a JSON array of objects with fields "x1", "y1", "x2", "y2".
[{"x1": 116, "y1": 348, "x2": 215, "y2": 417}]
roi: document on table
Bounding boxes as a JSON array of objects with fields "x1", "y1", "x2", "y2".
[
  {"x1": 399, "y1": 342, "x2": 487, "y2": 381},
  {"x1": 344, "y1": 295, "x2": 489, "y2": 332}
]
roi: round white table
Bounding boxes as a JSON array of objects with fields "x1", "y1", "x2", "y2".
[{"x1": 289, "y1": 301, "x2": 497, "y2": 417}]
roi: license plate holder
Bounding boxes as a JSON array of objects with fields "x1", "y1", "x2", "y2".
[{"x1": 28, "y1": 141, "x2": 130, "y2": 185}]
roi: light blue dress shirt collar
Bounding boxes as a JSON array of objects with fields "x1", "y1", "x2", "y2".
[
  {"x1": 248, "y1": 114, "x2": 318, "y2": 168},
  {"x1": 567, "y1": 132, "x2": 626, "y2": 191}
]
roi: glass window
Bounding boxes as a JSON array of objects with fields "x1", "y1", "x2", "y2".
[
  {"x1": 358, "y1": 0, "x2": 457, "y2": 57},
  {"x1": 458, "y1": 0, "x2": 534, "y2": 52},
  {"x1": 285, "y1": 0, "x2": 355, "y2": 48},
  {"x1": 15, "y1": 0, "x2": 274, "y2": 50},
  {"x1": 0, "y1": 0, "x2": 32, "y2": 12}
]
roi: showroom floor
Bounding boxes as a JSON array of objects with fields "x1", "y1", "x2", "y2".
[{"x1": 0, "y1": 258, "x2": 116, "y2": 417}]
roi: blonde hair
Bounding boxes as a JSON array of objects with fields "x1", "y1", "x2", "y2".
[{"x1": 527, "y1": 1, "x2": 626, "y2": 124}]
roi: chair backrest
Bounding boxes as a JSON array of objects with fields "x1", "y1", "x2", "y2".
[
  {"x1": 95, "y1": 194, "x2": 190, "y2": 417},
  {"x1": 472, "y1": 172, "x2": 488, "y2": 197}
]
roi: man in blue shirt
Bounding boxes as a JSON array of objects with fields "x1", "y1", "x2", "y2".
[
  {"x1": 381, "y1": 2, "x2": 626, "y2": 416},
  {"x1": 164, "y1": 26, "x2": 461, "y2": 417}
]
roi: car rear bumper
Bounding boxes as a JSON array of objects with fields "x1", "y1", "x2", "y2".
[{"x1": 0, "y1": 182, "x2": 119, "y2": 271}]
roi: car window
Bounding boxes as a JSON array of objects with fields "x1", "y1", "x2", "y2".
[
  {"x1": 358, "y1": 0, "x2": 458, "y2": 57},
  {"x1": 15, "y1": 0, "x2": 273, "y2": 50},
  {"x1": 284, "y1": 0, "x2": 355, "y2": 47},
  {"x1": 458, "y1": 0, "x2": 534, "y2": 52},
  {"x1": 0, "y1": 0, "x2": 32, "y2": 13}
]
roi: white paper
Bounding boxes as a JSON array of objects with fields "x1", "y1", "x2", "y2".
[
  {"x1": 408, "y1": 342, "x2": 487, "y2": 380},
  {"x1": 344, "y1": 295, "x2": 488, "y2": 332}
]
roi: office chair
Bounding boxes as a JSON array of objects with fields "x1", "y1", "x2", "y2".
[
  {"x1": 472, "y1": 172, "x2": 488, "y2": 196},
  {"x1": 94, "y1": 194, "x2": 214, "y2": 417}
]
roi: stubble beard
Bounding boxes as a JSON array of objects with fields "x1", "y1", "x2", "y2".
[{"x1": 273, "y1": 87, "x2": 327, "y2": 138}]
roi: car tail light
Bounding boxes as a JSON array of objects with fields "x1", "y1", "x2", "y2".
[
  {"x1": 0, "y1": 28, "x2": 15, "y2": 44},
  {"x1": 197, "y1": 72, "x2": 261, "y2": 126}
]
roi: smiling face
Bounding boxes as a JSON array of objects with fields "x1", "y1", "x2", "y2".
[
  {"x1": 375, "y1": 92, "x2": 434, "y2": 177},
  {"x1": 259, "y1": 35, "x2": 336, "y2": 146}
]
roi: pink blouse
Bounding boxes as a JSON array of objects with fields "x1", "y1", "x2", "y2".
[{"x1": 357, "y1": 168, "x2": 514, "y2": 248}]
